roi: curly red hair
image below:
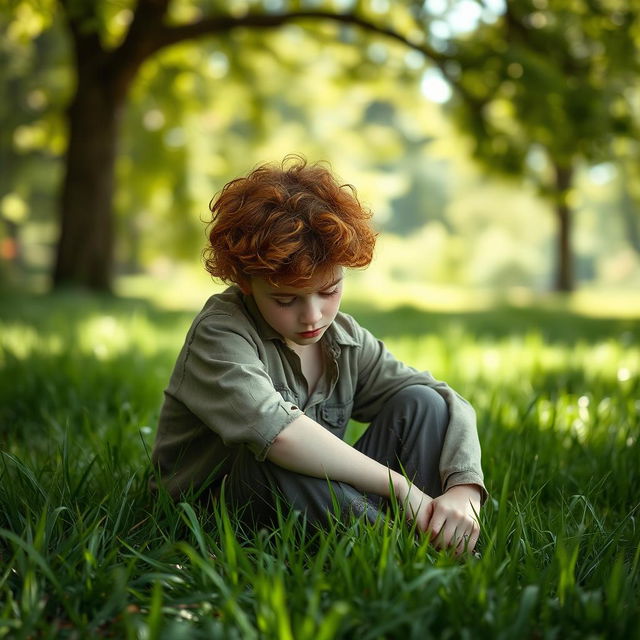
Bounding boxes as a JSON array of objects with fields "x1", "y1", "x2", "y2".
[{"x1": 203, "y1": 156, "x2": 377, "y2": 287}]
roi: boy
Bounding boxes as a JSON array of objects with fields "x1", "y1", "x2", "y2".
[{"x1": 151, "y1": 157, "x2": 486, "y2": 553}]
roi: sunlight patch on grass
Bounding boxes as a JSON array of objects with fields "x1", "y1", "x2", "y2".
[
  {"x1": 0, "y1": 324, "x2": 64, "y2": 362},
  {"x1": 345, "y1": 272, "x2": 495, "y2": 312},
  {"x1": 568, "y1": 288, "x2": 640, "y2": 318},
  {"x1": 383, "y1": 332, "x2": 638, "y2": 387},
  {"x1": 82, "y1": 315, "x2": 131, "y2": 359},
  {"x1": 116, "y1": 267, "x2": 225, "y2": 311}
]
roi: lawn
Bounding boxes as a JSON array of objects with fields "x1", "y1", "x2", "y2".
[{"x1": 0, "y1": 290, "x2": 638, "y2": 639}]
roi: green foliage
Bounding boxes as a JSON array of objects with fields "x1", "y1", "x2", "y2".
[
  {"x1": 0, "y1": 3, "x2": 70, "y2": 225},
  {"x1": 1, "y1": 291, "x2": 639, "y2": 637},
  {"x1": 446, "y1": 0, "x2": 640, "y2": 182}
]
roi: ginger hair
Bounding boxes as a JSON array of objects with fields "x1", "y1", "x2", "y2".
[{"x1": 203, "y1": 156, "x2": 377, "y2": 287}]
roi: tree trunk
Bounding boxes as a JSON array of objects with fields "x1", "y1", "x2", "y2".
[
  {"x1": 53, "y1": 72, "x2": 123, "y2": 291},
  {"x1": 553, "y1": 163, "x2": 574, "y2": 292},
  {"x1": 619, "y1": 162, "x2": 640, "y2": 255}
]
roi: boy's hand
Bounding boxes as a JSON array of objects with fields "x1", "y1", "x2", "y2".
[
  {"x1": 395, "y1": 479, "x2": 481, "y2": 555},
  {"x1": 423, "y1": 484, "x2": 481, "y2": 555}
]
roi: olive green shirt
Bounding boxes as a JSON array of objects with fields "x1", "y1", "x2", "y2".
[{"x1": 151, "y1": 286, "x2": 486, "y2": 500}]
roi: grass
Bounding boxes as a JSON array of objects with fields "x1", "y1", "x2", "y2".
[{"x1": 0, "y1": 289, "x2": 639, "y2": 639}]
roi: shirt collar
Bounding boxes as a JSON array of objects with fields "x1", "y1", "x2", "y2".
[{"x1": 324, "y1": 315, "x2": 360, "y2": 347}]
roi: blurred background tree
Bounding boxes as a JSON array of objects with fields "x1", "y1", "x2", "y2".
[
  {"x1": 1, "y1": 0, "x2": 448, "y2": 291},
  {"x1": 1, "y1": 0, "x2": 639, "y2": 296},
  {"x1": 440, "y1": 0, "x2": 640, "y2": 291}
]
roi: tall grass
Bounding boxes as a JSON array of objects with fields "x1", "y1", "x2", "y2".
[{"x1": 1, "y1": 291, "x2": 638, "y2": 638}]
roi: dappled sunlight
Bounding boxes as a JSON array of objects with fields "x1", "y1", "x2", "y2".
[
  {"x1": 531, "y1": 393, "x2": 635, "y2": 446},
  {"x1": 77, "y1": 311, "x2": 188, "y2": 361},
  {"x1": 82, "y1": 315, "x2": 130, "y2": 360},
  {"x1": 0, "y1": 312, "x2": 170, "y2": 362},
  {"x1": 0, "y1": 295, "x2": 192, "y2": 367},
  {"x1": 345, "y1": 273, "x2": 495, "y2": 313},
  {"x1": 564, "y1": 290, "x2": 640, "y2": 319},
  {"x1": 3, "y1": 0, "x2": 640, "y2": 633},
  {"x1": 383, "y1": 331, "x2": 638, "y2": 387},
  {"x1": 116, "y1": 267, "x2": 225, "y2": 311},
  {"x1": 1, "y1": 290, "x2": 638, "y2": 637},
  {"x1": 0, "y1": 324, "x2": 65, "y2": 363},
  {"x1": 379, "y1": 328, "x2": 638, "y2": 450},
  {"x1": 345, "y1": 275, "x2": 640, "y2": 318}
]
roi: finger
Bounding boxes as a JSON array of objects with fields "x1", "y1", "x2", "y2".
[
  {"x1": 416, "y1": 499, "x2": 434, "y2": 530},
  {"x1": 455, "y1": 523, "x2": 480, "y2": 555},
  {"x1": 453, "y1": 529, "x2": 466, "y2": 554},
  {"x1": 448, "y1": 511, "x2": 474, "y2": 547},
  {"x1": 446, "y1": 518, "x2": 477, "y2": 552},
  {"x1": 454, "y1": 530, "x2": 472, "y2": 556},
  {"x1": 468, "y1": 524, "x2": 481, "y2": 553},
  {"x1": 439, "y1": 521, "x2": 462, "y2": 549},
  {"x1": 425, "y1": 512, "x2": 446, "y2": 544}
]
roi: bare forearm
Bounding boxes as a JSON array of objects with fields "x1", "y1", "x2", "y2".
[
  {"x1": 267, "y1": 416, "x2": 481, "y2": 552},
  {"x1": 267, "y1": 414, "x2": 402, "y2": 499}
]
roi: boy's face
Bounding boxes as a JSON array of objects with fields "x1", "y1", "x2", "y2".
[{"x1": 246, "y1": 266, "x2": 344, "y2": 349}]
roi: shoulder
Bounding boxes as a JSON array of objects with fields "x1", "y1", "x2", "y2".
[
  {"x1": 198, "y1": 286, "x2": 245, "y2": 318},
  {"x1": 189, "y1": 286, "x2": 256, "y2": 338}
]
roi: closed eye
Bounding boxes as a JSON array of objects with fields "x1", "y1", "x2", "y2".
[
  {"x1": 274, "y1": 297, "x2": 296, "y2": 307},
  {"x1": 272, "y1": 286, "x2": 340, "y2": 306}
]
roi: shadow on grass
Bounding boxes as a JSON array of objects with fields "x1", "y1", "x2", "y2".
[{"x1": 0, "y1": 289, "x2": 193, "y2": 332}]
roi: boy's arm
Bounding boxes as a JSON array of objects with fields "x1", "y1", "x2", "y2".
[
  {"x1": 267, "y1": 413, "x2": 480, "y2": 552},
  {"x1": 267, "y1": 413, "x2": 404, "y2": 498}
]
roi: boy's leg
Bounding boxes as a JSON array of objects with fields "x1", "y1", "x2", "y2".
[
  {"x1": 353, "y1": 385, "x2": 449, "y2": 500},
  {"x1": 222, "y1": 446, "x2": 382, "y2": 529},
  {"x1": 221, "y1": 385, "x2": 447, "y2": 528}
]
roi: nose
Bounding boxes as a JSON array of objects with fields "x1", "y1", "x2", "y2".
[{"x1": 299, "y1": 297, "x2": 322, "y2": 326}]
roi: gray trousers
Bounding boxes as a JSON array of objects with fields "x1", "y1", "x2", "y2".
[{"x1": 222, "y1": 385, "x2": 449, "y2": 528}]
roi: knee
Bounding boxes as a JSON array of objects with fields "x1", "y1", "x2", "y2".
[{"x1": 389, "y1": 385, "x2": 449, "y2": 426}]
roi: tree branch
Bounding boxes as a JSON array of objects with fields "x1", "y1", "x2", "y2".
[
  {"x1": 107, "y1": 0, "x2": 171, "y2": 100},
  {"x1": 152, "y1": 9, "x2": 484, "y2": 105},
  {"x1": 154, "y1": 10, "x2": 447, "y2": 66},
  {"x1": 107, "y1": 6, "x2": 475, "y2": 109}
]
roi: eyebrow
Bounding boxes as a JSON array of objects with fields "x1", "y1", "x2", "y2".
[{"x1": 269, "y1": 277, "x2": 343, "y2": 297}]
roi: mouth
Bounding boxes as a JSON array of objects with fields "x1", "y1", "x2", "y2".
[{"x1": 297, "y1": 327, "x2": 324, "y2": 339}]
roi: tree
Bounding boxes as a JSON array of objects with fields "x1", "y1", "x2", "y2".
[
  {"x1": 19, "y1": 0, "x2": 444, "y2": 291},
  {"x1": 439, "y1": 0, "x2": 639, "y2": 291},
  {"x1": 616, "y1": 142, "x2": 640, "y2": 257}
]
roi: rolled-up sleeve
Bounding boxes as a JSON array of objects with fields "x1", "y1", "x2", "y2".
[
  {"x1": 350, "y1": 320, "x2": 487, "y2": 502},
  {"x1": 172, "y1": 312, "x2": 303, "y2": 460}
]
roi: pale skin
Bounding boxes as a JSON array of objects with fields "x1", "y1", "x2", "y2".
[{"x1": 243, "y1": 268, "x2": 482, "y2": 554}]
